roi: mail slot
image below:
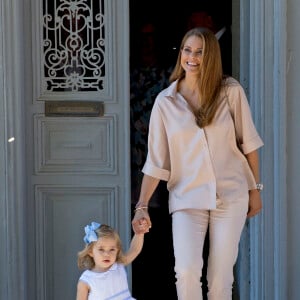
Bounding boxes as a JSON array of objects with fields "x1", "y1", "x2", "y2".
[{"x1": 45, "y1": 101, "x2": 104, "y2": 117}]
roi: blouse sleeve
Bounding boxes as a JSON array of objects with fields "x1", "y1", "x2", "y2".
[
  {"x1": 226, "y1": 80, "x2": 264, "y2": 154},
  {"x1": 142, "y1": 96, "x2": 171, "y2": 181}
]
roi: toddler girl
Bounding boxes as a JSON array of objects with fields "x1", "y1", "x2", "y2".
[{"x1": 76, "y1": 221, "x2": 146, "y2": 300}]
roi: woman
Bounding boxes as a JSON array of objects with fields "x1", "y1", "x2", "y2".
[{"x1": 132, "y1": 27, "x2": 264, "y2": 300}]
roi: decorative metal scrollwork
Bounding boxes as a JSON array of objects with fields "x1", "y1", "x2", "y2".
[{"x1": 43, "y1": 0, "x2": 105, "y2": 92}]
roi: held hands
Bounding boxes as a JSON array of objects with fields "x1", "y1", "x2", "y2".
[
  {"x1": 132, "y1": 207, "x2": 152, "y2": 234},
  {"x1": 247, "y1": 189, "x2": 263, "y2": 218}
]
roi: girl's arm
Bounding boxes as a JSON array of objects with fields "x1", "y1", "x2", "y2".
[
  {"x1": 76, "y1": 280, "x2": 89, "y2": 300},
  {"x1": 122, "y1": 233, "x2": 144, "y2": 265},
  {"x1": 245, "y1": 149, "x2": 263, "y2": 218}
]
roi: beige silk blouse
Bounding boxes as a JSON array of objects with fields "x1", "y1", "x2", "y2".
[{"x1": 142, "y1": 77, "x2": 264, "y2": 212}]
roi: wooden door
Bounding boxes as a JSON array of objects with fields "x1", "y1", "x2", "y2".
[{"x1": 24, "y1": 1, "x2": 131, "y2": 299}]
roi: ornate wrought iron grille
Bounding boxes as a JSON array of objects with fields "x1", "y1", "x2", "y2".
[{"x1": 43, "y1": 0, "x2": 105, "y2": 92}]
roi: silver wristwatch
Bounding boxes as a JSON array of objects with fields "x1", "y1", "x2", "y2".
[{"x1": 256, "y1": 183, "x2": 264, "y2": 191}]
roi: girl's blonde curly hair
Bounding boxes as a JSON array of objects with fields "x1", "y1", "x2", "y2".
[{"x1": 77, "y1": 224, "x2": 125, "y2": 270}]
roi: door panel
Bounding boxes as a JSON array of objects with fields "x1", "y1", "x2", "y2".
[
  {"x1": 35, "y1": 185, "x2": 118, "y2": 299},
  {"x1": 26, "y1": 1, "x2": 130, "y2": 299},
  {"x1": 34, "y1": 115, "x2": 116, "y2": 174}
]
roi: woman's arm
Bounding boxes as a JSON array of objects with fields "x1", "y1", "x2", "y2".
[
  {"x1": 132, "y1": 174, "x2": 160, "y2": 234},
  {"x1": 245, "y1": 150, "x2": 263, "y2": 218},
  {"x1": 126, "y1": 174, "x2": 161, "y2": 264}
]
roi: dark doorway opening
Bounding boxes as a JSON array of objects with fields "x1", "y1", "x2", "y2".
[{"x1": 130, "y1": 1, "x2": 232, "y2": 299}]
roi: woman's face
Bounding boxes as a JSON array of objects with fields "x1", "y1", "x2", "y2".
[{"x1": 180, "y1": 35, "x2": 204, "y2": 76}]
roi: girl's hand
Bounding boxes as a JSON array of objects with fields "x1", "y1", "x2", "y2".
[{"x1": 132, "y1": 208, "x2": 152, "y2": 234}]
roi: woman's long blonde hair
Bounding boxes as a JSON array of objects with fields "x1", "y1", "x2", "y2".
[{"x1": 169, "y1": 27, "x2": 225, "y2": 128}]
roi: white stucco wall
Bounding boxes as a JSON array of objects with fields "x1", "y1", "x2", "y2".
[{"x1": 286, "y1": 1, "x2": 300, "y2": 299}]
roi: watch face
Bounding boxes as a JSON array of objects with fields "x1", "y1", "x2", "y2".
[{"x1": 256, "y1": 183, "x2": 264, "y2": 191}]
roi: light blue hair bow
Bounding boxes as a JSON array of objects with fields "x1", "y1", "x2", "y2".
[{"x1": 83, "y1": 222, "x2": 101, "y2": 244}]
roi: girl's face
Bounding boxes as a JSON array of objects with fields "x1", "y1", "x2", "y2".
[
  {"x1": 180, "y1": 35, "x2": 204, "y2": 76},
  {"x1": 89, "y1": 237, "x2": 119, "y2": 272}
]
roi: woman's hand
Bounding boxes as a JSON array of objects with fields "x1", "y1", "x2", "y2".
[
  {"x1": 247, "y1": 189, "x2": 262, "y2": 218},
  {"x1": 132, "y1": 208, "x2": 152, "y2": 234}
]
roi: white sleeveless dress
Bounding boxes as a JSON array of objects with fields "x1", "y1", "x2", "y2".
[{"x1": 79, "y1": 263, "x2": 136, "y2": 300}]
